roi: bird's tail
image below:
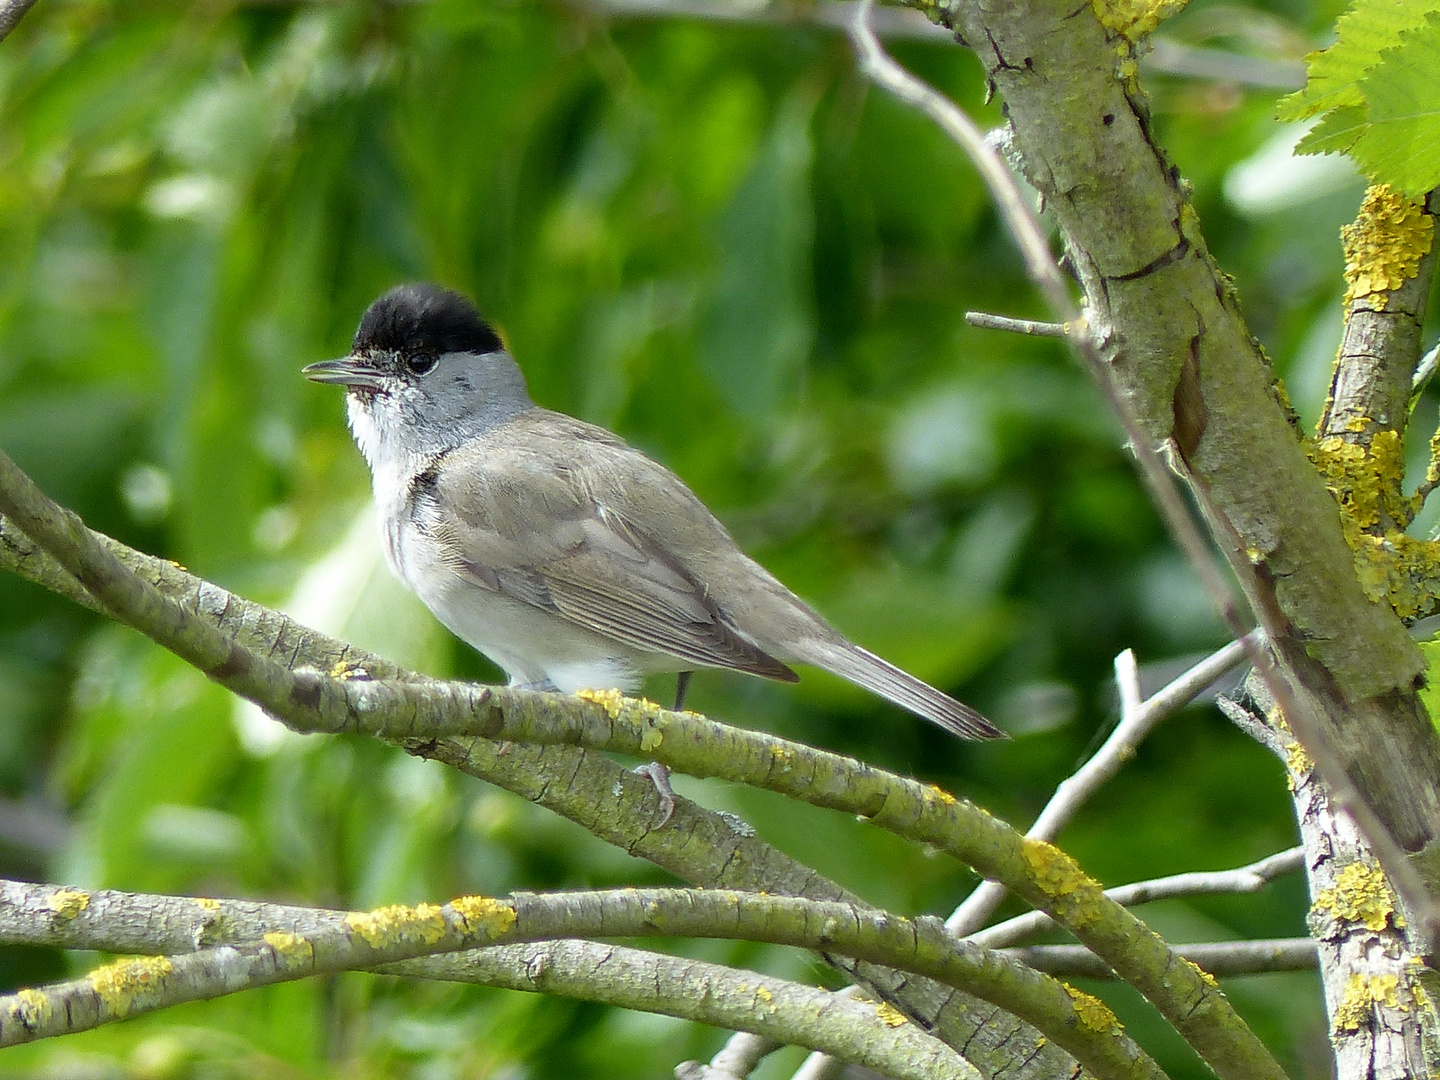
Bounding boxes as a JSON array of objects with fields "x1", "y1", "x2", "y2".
[{"x1": 793, "y1": 640, "x2": 1005, "y2": 741}]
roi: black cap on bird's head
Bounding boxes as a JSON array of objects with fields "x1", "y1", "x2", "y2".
[
  {"x1": 353, "y1": 283, "x2": 504, "y2": 359},
  {"x1": 305, "y1": 283, "x2": 532, "y2": 461}
]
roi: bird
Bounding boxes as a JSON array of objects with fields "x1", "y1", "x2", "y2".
[{"x1": 304, "y1": 283, "x2": 1003, "y2": 741}]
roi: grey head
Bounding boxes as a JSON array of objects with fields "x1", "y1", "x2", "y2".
[{"x1": 304, "y1": 283, "x2": 533, "y2": 470}]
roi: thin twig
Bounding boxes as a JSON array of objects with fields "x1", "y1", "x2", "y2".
[
  {"x1": 791, "y1": 1052, "x2": 848, "y2": 1080},
  {"x1": 947, "y1": 636, "x2": 1252, "y2": 936},
  {"x1": 1008, "y1": 937, "x2": 1316, "y2": 979},
  {"x1": 678, "y1": 1033, "x2": 780, "y2": 1080},
  {"x1": 847, "y1": 0, "x2": 1440, "y2": 951},
  {"x1": 970, "y1": 846, "x2": 1304, "y2": 949},
  {"x1": 964, "y1": 311, "x2": 1071, "y2": 337}
]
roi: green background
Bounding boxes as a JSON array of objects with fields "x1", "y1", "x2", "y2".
[{"x1": 0, "y1": 0, "x2": 1420, "y2": 1076}]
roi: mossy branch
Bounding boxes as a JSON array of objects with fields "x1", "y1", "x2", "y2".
[
  {"x1": 0, "y1": 479, "x2": 1085, "y2": 1080},
  {"x1": 0, "y1": 879, "x2": 1164, "y2": 1080}
]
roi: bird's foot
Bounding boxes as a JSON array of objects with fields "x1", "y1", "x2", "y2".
[{"x1": 634, "y1": 761, "x2": 676, "y2": 828}]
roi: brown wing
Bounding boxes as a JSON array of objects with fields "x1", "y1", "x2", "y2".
[{"x1": 419, "y1": 414, "x2": 798, "y2": 681}]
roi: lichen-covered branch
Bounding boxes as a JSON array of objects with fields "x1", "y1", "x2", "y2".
[
  {"x1": 0, "y1": 507, "x2": 1084, "y2": 1078},
  {"x1": 0, "y1": 879, "x2": 1163, "y2": 1080},
  {"x1": 0, "y1": 444, "x2": 1283, "y2": 1080},
  {"x1": 403, "y1": 941, "x2": 983, "y2": 1080},
  {"x1": 1310, "y1": 188, "x2": 1440, "y2": 620},
  {"x1": 921, "y1": 0, "x2": 1440, "y2": 939},
  {"x1": 0, "y1": 915, "x2": 974, "y2": 1080}
]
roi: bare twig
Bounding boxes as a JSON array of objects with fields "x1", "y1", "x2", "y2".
[
  {"x1": 791, "y1": 1051, "x2": 848, "y2": 1080},
  {"x1": 1008, "y1": 937, "x2": 1317, "y2": 979},
  {"x1": 971, "y1": 846, "x2": 1304, "y2": 949},
  {"x1": 964, "y1": 311, "x2": 1071, "y2": 337},
  {"x1": 678, "y1": 1033, "x2": 779, "y2": 1080},
  {"x1": 947, "y1": 636, "x2": 1252, "y2": 936}
]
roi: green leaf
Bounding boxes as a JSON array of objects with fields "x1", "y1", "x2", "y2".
[
  {"x1": 1277, "y1": 0, "x2": 1435, "y2": 121},
  {"x1": 1344, "y1": 11, "x2": 1440, "y2": 196},
  {"x1": 1295, "y1": 104, "x2": 1370, "y2": 155}
]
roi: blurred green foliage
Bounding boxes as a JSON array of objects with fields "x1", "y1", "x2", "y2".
[{"x1": 0, "y1": 0, "x2": 1425, "y2": 1076}]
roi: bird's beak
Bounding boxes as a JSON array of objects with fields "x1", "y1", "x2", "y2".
[{"x1": 302, "y1": 355, "x2": 385, "y2": 390}]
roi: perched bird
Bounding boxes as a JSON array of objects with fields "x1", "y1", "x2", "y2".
[{"x1": 305, "y1": 283, "x2": 1003, "y2": 740}]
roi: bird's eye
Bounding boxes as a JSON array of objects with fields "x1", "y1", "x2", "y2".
[{"x1": 405, "y1": 354, "x2": 438, "y2": 376}]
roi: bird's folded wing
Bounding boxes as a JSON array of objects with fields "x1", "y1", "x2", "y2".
[{"x1": 423, "y1": 442, "x2": 797, "y2": 681}]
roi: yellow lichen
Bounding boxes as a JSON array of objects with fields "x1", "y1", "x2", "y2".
[
  {"x1": 329, "y1": 659, "x2": 370, "y2": 680},
  {"x1": 1091, "y1": 0, "x2": 1188, "y2": 41},
  {"x1": 1334, "y1": 973, "x2": 1404, "y2": 1032},
  {"x1": 1284, "y1": 741, "x2": 1313, "y2": 779},
  {"x1": 89, "y1": 956, "x2": 174, "y2": 1018},
  {"x1": 1342, "y1": 185, "x2": 1435, "y2": 312},
  {"x1": 924, "y1": 784, "x2": 958, "y2": 806},
  {"x1": 263, "y1": 931, "x2": 314, "y2": 967},
  {"x1": 44, "y1": 889, "x2": 90, "y2": 920},
  {"x1": 344, "y1": 903, "x2": 448, "y2": 948},
  {"x1": 9, "y1": 988, "x2": 52, "y2": 1028},
  {"x1": 1021, "y1": 839, "x2": 1095, "y2": 898},
  {"x1": 575, "y1": 689, "x2": 666, "y2": 741},
  {"x1": 192, "y1": 898, "x2": 221, "y2": 912},
  {"x1": 1184, "y1": 957, "x2": 1219, "y2": 989},
  {"x1": 874, "y1": 1001, "x2": 908, "y2": 1027},
  {"x1": 1313, "y1": 862, "x2": 1396, "y2": 932},
  {"x1": 576, "y1": 687, "x2": 626, "y2": 719},
  {"x1": 756, "y1": 986, "x2": 774, "y2": 1004},
  {"x1": 1065, "y1": 985, "x2": 1120, "y2": 1031},
  {"x1": 450, "y1": 895, "x2": 517, "y2": 938},
  {"x1": 1305, "y1": 422, "x2": 1440, "y2": 621}
]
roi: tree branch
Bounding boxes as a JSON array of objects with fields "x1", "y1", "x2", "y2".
[
  {"x1": 0, "y1": 510, "x2": 1088, "y2": 1079},
  {"x1": 0, "y1": 879, "x2": 1164, "y2": 1080},
  {"x1": 0, "y1": 450, "x2": 1270, "y2": 1076},
  {"x1": 900, "y1": 0, "x2": 1440, "y2": 954}
]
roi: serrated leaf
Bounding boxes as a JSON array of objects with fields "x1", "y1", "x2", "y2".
[
  {"x1": 1345, "y1": 10, "x2": 1440, "y2": 196},
  {"x1": 1295, "y1": 104, "x2": 1371, "y2": 155},
  {"x1": 1277, "y1": 0, "x2": 1435, "y2": 121}
]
